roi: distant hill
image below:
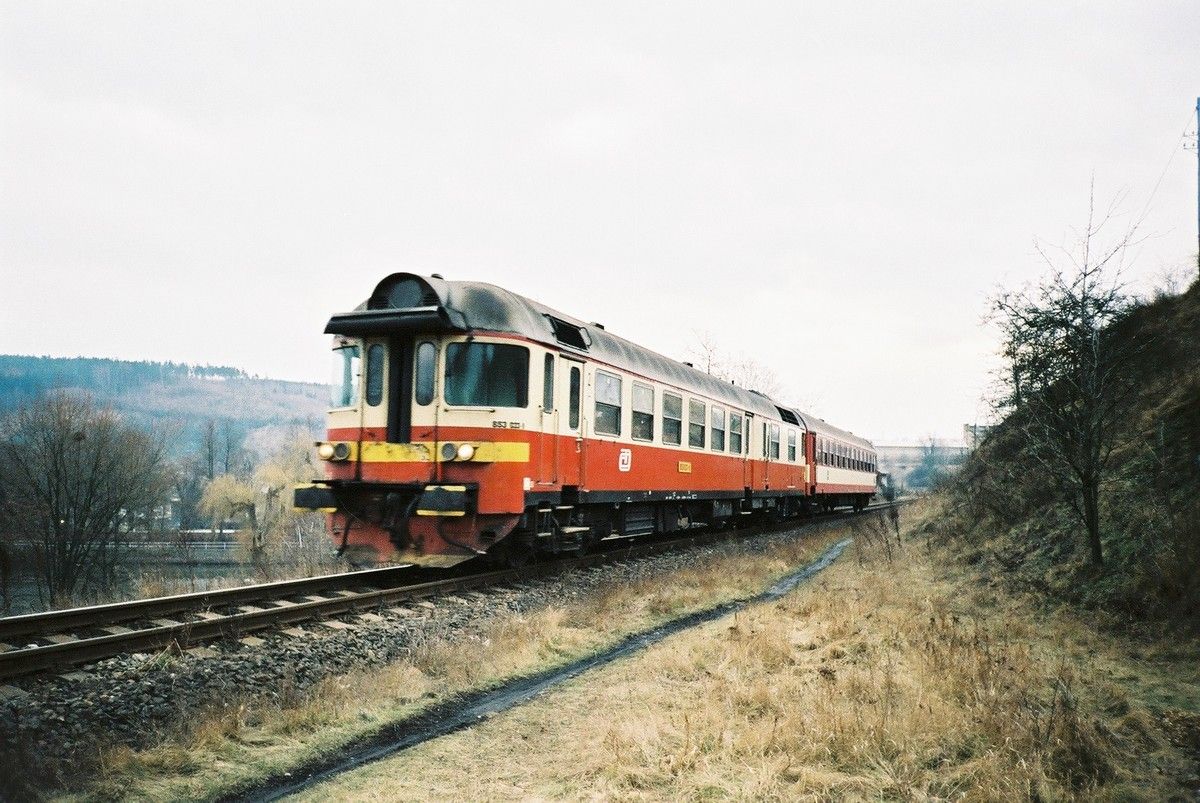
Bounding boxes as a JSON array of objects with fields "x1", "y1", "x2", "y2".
[{"x1": 0, "y1": 355, "x2": 327, "y2": 454}]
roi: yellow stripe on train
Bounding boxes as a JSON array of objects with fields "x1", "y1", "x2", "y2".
[{"x1": 322, "y1": 440, "x2": 530, "y2": 464}]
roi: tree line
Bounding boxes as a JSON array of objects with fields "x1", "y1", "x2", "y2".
[{"x1": 0, "y1": 391, "x2": 330, "y2": 610}]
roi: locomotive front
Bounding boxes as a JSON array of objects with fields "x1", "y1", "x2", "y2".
[{"x1": 295, "y1": 273, "x2": 535, "y2": 566}]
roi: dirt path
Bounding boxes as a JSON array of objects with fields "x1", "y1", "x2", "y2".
[{"x1": 234, "y1": 539, "x2": 854, "y2": 801}]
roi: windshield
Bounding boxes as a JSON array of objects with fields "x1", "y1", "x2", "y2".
[
  {"x1": 330, "y1": 345, "x2": 361, "y2": 407},
  {"x1": 444, "y1": 342, "x2": 529, "y2": 407}
]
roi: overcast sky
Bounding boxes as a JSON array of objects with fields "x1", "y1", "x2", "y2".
[{"x1": 2, "y1": 2, "x2": 1197, "y2": 443}]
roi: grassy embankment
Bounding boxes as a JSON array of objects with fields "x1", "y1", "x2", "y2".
[
  {"x1": 73, "y1": 523, "x2": 850, "y2": 801},
  {"x1": 73, "y1": 505, "x2": 1200, "y2": 801},
  {"x1": 946, "y1": 279, "x2": 1200, "y2": 624}
]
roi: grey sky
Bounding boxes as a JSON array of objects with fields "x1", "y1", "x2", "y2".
[{"x1": 2, "y1": 2, "x2": 1197, "y2": 442}]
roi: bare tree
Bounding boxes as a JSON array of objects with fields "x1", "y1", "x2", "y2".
[
  {"x1": 907, "y1": 437, "x2": 952, "y2": 491},
  {"x1": 990, "y1": 191, "x2": 1147, "y2": 566},
  {"x1": 0, "y1": 392, "x2": 171, "y2": 604},
  {"x1": 688, "y1": 330, "x2": 784, "y2": 398},
  {"x1": 200, "y1": 432, "x2": 330, "y2": 578}
]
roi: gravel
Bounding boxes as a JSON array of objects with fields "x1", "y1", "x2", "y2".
[{"x1": 0, "y1": 520, "x2": 843, "y2": 789}]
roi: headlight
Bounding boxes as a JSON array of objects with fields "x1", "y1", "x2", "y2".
[
  {"x1": 440, "y1": 442, "x2": 458, "y2": 461},
  {"x1": 456, "y1": 443, "x2": 476, "y2": 461},
  {"x1": 332, "y1": 443, "x2": 351, "y2": 461},
  {"x1": 317, "y1": 443, "x2": 335, "y2": 460}
]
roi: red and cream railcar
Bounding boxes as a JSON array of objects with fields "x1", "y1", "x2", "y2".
[{"x1": 295, "y1": 273, "x2": 877, "y2": 566}]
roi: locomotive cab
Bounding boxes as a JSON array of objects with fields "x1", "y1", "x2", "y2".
[{"x1": 296, "y1": 274, "x2": 538, "y2": 566}]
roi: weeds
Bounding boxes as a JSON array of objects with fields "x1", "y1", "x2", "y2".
[{"x1": 299, "y1": 516, "x2": 1200, "y2": 801}]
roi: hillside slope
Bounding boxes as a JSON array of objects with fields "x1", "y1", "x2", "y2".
[
  {"x1": 0, "y1": 355, "x2": 327, "y2": 452},
  {"x1": 925, "y1": 280, "x2": 1200, "y2": 626}
]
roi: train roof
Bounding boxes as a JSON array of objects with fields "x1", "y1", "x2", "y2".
[
  {"x1": 327, "y1": 272, "x2": 873, "y2": 447},
  {"x1": 789, "y1": 411, "x2": 875, "y2": 451}
]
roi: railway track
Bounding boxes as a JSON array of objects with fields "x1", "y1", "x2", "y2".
[{"x1": 0, "y1": 502, "x2": 903, "y2": 681}]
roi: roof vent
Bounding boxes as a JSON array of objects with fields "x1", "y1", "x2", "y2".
[{"x1": 546, "y1": 316, "x2": 589, "y2": 350}]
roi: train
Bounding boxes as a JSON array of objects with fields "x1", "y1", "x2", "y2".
[{"x1": 295, "y1": 273, "x2": 878, "y2": 567}]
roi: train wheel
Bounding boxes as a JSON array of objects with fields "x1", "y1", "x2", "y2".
[{"x1": 490, "y1": 534, "x2": 535, "y2": 568}]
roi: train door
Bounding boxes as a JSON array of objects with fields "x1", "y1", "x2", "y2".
[
  {"x1": 761, "y1": 421, "x2": 771, "y2": 489},
  {"x1": 387, "y1": 338, "x2": 415, "y2": 443},
  {"x1": 746, "y1": 415, "x2": 762, "y2": 489},
  {"x1": 556, "y1": 358, "x2": 584, "y2": 487},
  {"x1": 806, "y1": 431, "x2": 817, "y2": 495},
  {"x1": 536, "y1": 353, "x2": 557, "y2": 485},
  {"x1": 740, "y1": 412, "x2": 753, "y2": 490}
]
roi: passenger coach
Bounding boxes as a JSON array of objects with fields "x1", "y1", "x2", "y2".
[{"x1": 296, "y1": 273, "x2": 877, "y2": 566}]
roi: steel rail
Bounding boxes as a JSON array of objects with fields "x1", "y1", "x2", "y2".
[
  {"x1": 0, "y1": 565, "x2": 417, "y2": 643},
  {"x1": 0, "y1": 502, "x2": 904, "y2": 680}
]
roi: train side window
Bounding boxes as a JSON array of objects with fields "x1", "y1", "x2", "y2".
[
  {"x1": 632, "y1": 382, "x2": 654, "y2": 441},
  {"x1": 594, "y1": 370, "x2": 622, "y2": 436},
  {"x1": 787, "y1": 429, "x2": 796, "y2": 461},
  {"x1": 663, "y1": 392, "x2": 683, "y2": 445},
  {"x1": 688, "y1": 399, "x2": 706, "y2": 448},
  {"x1": 366, "y1": 344, "x2": 385, "y2": 407},
  {"x1": 414, "y1": 341, "x2": 436, "y2": 406},
  {"x1": 769, "y1": 423, "x2": 780, "y2": 460},
  {"x1": 728, "y1": 413, "x2": 743, "y2": 454},
  {"x1": 568, "y1": 366, "x2": 581, "y2": 429},
  {"x1": 710, "y1": 407, "x2": 726, "y2": 451},
  {"x1": 542, "y1": 354, "x2": 554, "y2": 412}
]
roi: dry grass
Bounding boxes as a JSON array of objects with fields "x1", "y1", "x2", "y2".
[
  {"x1": 299, "y1": 509, "x2": 1200, "y2": 802},
  {"x1": 71, "y1": 528, "x2": 848, "y2": 801}
]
